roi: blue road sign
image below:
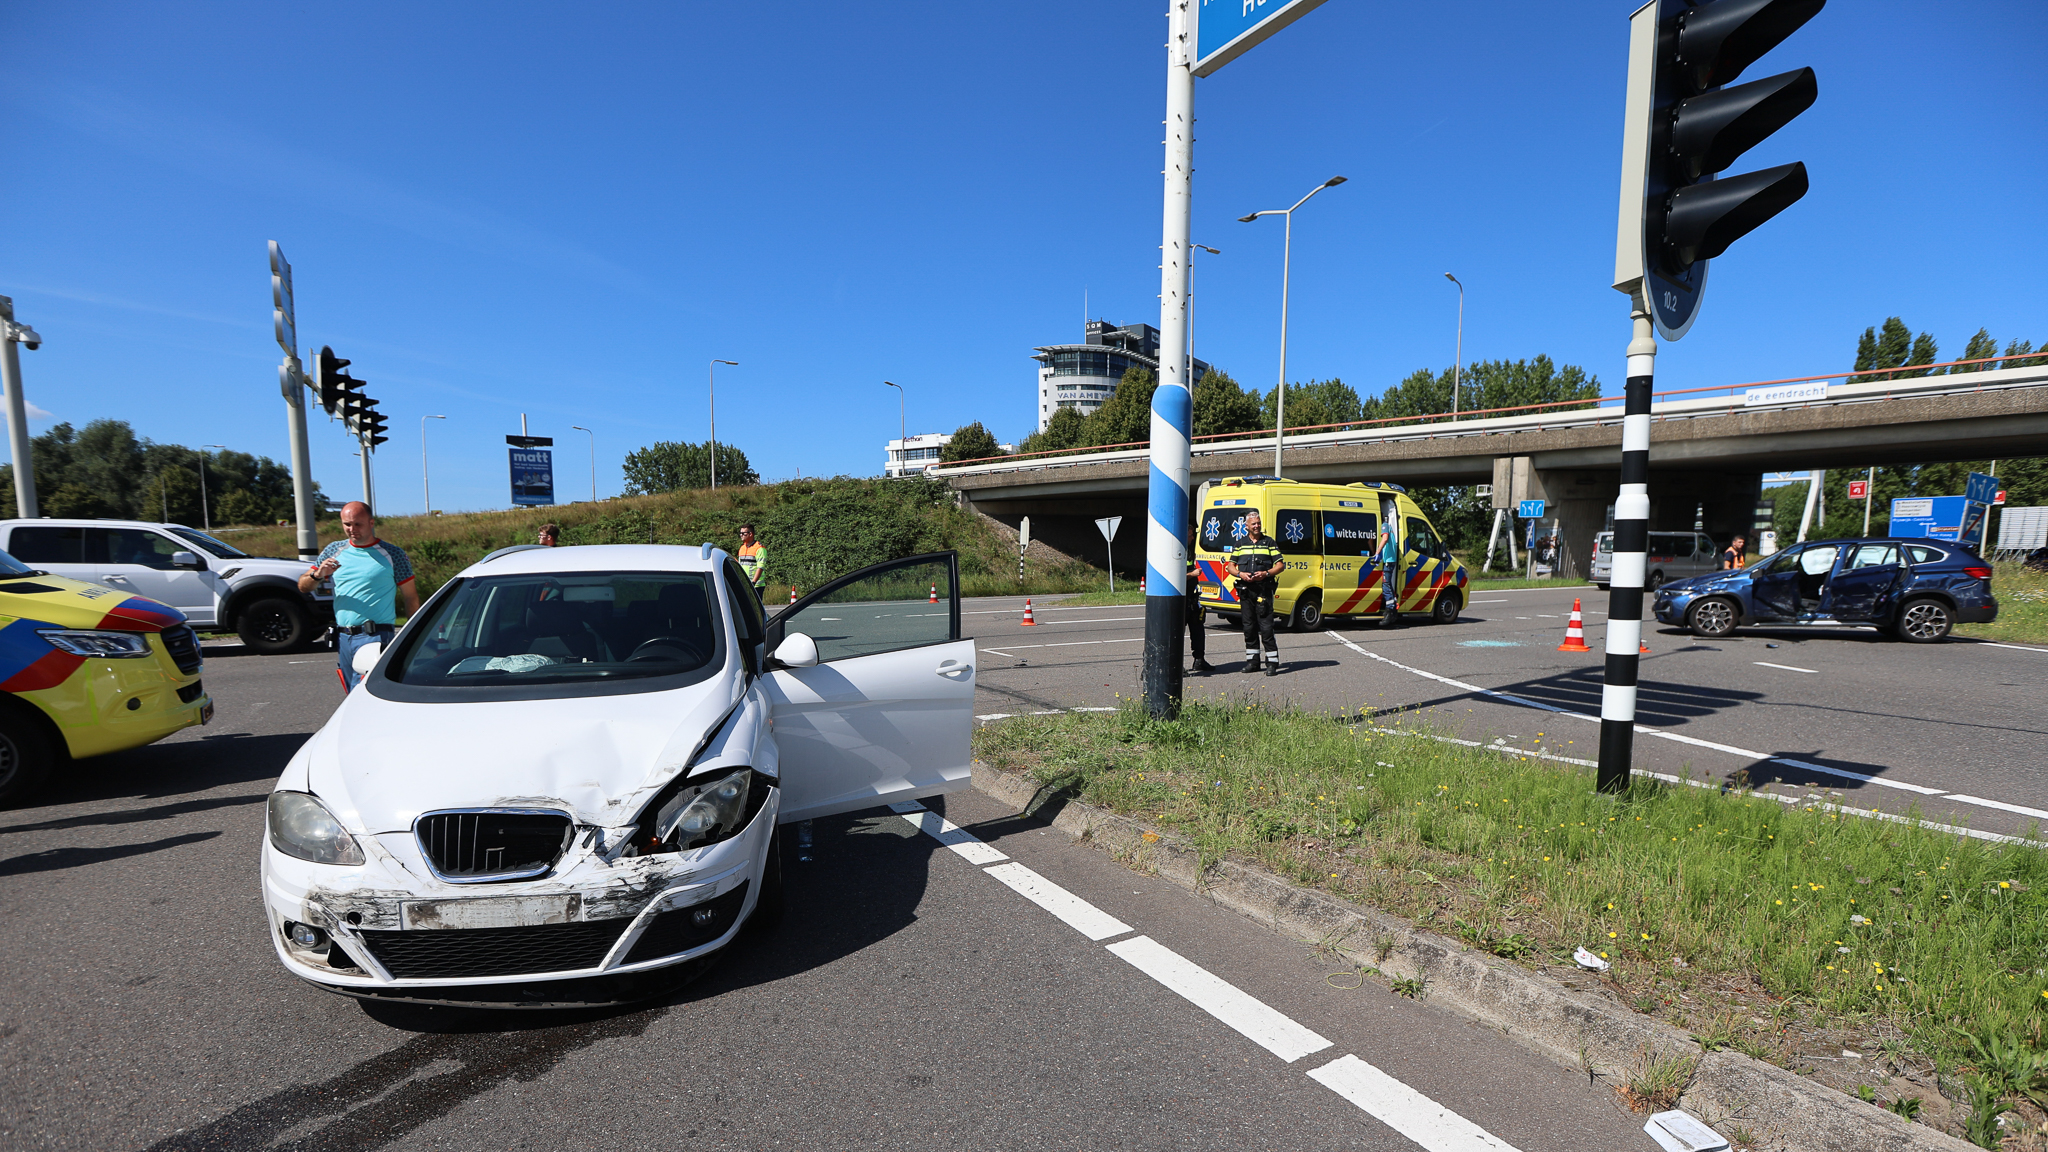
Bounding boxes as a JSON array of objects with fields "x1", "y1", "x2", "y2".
[
  {"x1": 1965, "y1": 471, "x2": 2000, "y2": 506},
  {"x1": 1193, "y1": 0, "x2": 1330, "y2": 77},
  {"x1": 509, "y1": 447, "x2": 554, "y2": 506},
  {"x1": 1518, "y1": 500, "x2": 1546, "y2": 519},
  {"x1": 1889, "y1": 495, "x2": 1987, "y2": 550}
]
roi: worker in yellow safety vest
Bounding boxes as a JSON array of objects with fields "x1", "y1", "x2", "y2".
[{"x1": 736, "y1": 523, "x2": 768, "y2": 601}]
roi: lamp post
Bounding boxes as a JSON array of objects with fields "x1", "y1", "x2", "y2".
[
  {"x1": 1239, "y1": 176, "x2": 1346, "y2": 476},
  {"x1": 1189, "y1": 244, "x2": 1220, "y2": 378},
  {"x1": 571, "y1": 426, "x2": 596, "y2": 502},
  {"x1": 1443, "y1": 273, "x2": 1465, "y2": 419},
  {"x1": 0, "y1": 297, "x2": 43, "y2": 518},
  {"x1": 883, "y1": 381, "x2": 905, "y2": 476},
  {"x1": 709, "y1": 359, "x2": 737, "y2": 489},
  {"x1": 420, "y1": 415, "x2": 446, "y2": 513},
  {"x1": 199, "y1": 446, "x2": 225, "y2": 530}
]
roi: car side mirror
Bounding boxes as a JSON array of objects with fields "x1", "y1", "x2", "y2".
[
  {"x1": 171, "y1": 551, "x2": 203, "y2": 570},
  {"x1": 767, "y1": 632, "x2": 818, "y2": 669}
]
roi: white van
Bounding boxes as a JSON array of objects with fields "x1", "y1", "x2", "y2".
[{"x1": 1591, "y1": 530, "x2": 1723, "y2": 591}]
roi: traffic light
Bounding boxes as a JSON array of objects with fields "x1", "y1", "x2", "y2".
[
  {"x1": 1615, "y1": 0, "x2": 1823, "y2": 339},
  {"x1": 314, "y1": 346, "x2": 354, "y2": 415},
  {"x1": 362, "y1": 410, "x2": 389, "y2": 448},
  {"x1": 339, "y1": 391, "x2": 376, "y2": 429}
]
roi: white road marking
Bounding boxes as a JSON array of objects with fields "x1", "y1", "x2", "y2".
[
  {"x1": 1944, "y1": 794, "x2": 2048, "y2": 821},
  {"x1": 1535, "y1": 614, "x2": 1559, "y2": 618},
  {"x1": 983, "y1": 862, "x2": 1133, "y2": 941},
  {"x1": 1309, "y1": 1053, "x2": 1524, "y2": 1151},
  {"x1": 1107, "y1": 936, "x2": 1333, "y2": 1063},
  {"x1": 1977, "y1": 642, "x2": 2048, "y2": 654},
  {"x1": 888, "y1": 805, "x2": 1009, "y2": 865},
  {"x1": 1471, "y1": 599, "x2": 1509, "y2": 603},
  {"x1": 964, "y1": 605, "x2": 1142, "y2": 615},
  {"x1": 977, "y1": 637, "x2": 1145, "y2": 652},
  {"x1": 1753, "y1": 661, "x2": 1819, "y2": 674}
]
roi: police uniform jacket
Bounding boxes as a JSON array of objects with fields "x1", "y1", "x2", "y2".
[{"x1": 1231, "y1": 535, "x2": 1283, "y2": 596}]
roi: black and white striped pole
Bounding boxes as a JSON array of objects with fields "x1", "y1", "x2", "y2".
[{"x1": 1597, "y1": 294, "x2": 1655, "y2": 793}]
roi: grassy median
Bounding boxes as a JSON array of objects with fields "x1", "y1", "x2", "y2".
[
  {"x1": 975, "y1": 701, "x2": 2048, "y2": 1133},
  {"x1": 1956, "y1": 560, "x2": 2048, "y2": 647}
]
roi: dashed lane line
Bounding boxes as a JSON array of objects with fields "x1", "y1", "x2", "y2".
[
  {"x1": 973, "y1": 707, "x2": 1117, "y2": 722},
  {"x1": 1975, "y1": 642, "x2": 2048, "y2": 654},
  {"x1": 977, "y1": 637, "x2": 1145, "y2": 656},
  {"x1": 890, "y1": 800, "x2": 1529, "y2": 1148},
  {"x1": 894, "y1": 809, "x2": 1010, "y2": 865},
  {"x1": 1753, "y1": 661, "x2": 1819, "y2": 674}
]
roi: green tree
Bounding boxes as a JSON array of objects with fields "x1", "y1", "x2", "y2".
[
  {"x1": 939, "y1": 421, "x2": 1002, "y2": 464},
  {"x1": 1948, "y1": 328, "x2": 2000, "y2": 373},
  {"x1": 1849, "y1": 317, "x2": 1938, "y2": 382},
  {"x1": 1016, "y1": 406, "x2": 1087, "y2": 456},
  {"x1": 2001, "y1": 338, "x2": 2046, "y2": 370},
  {"x1": 1191, "y1": 367, "x2": 1262, "y2": 440},
  {"x1": 620, "y1": 440, "x2": 758, "y2": 493},
  {"x1": 0, "y1": 419, "x2": 316, "y2": 524},
  {"x1": 1081, "y1": 367, "x2": 1157, "y2": 449},
  {"x1": 1261, "y1": 378, "x2": 1361, "y2": 433}
]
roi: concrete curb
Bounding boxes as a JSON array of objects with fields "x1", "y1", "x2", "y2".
[{"x1": 970, "y1": 762, "x2": 1978, "y2": 1152}]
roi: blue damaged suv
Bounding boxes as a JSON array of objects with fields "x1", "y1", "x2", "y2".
[{"x1": 1652, "y1": 537, "x2": 1997, "y2": 643}]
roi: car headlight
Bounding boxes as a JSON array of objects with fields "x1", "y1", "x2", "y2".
[
  {"x1": 628, "y1": 768, "x2": 765, "y2": 856},
  {"x1": 38, "y1": 629, "x2": 152, "y2": 658},
  {"x1": 267, "y1": 791, "x2": 366, "y2": 866}
]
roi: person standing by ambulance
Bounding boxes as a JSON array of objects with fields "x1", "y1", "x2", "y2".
[
  {"x1": 300, "y1": 501, "x2": 417, "y2": 691},
  {"x1": 1226, "y1": 510, "x2": 1283, "y2": 676},
  {"x1": 735, "y1": 523, "x2": 768, "y2": 602},
  {"x1": 1379, "y1": 503, "x2": 1404, "y2": 630}
]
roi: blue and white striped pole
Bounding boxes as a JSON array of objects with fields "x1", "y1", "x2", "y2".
[
  {"x1": 1597, "y1": 294, "x2": 1657, "y2": 791},
  {"x1": 1142, "y1": 0, "x2": 1197, "y2": 719}
]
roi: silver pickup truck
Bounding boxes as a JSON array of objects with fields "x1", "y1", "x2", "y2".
[{"x1": 0, "y1": 518, "x2": 333, "y2": 653}]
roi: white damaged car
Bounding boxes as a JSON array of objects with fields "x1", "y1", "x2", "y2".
[{"x1": 260, "y1": 544, "x2": 974, "y2": 1007}]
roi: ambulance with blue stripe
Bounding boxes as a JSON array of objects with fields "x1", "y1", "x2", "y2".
[
  {"x1": 1194, "y1": 477, "x2": 1470, "y2": 631},
  {"x1": 0, "y1": 547, "x2": 210, "y2": 804}
]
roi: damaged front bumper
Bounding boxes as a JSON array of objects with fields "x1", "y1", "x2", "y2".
[{"x1": 260, "y1": 792, "x2": 777, "y2": 1007}]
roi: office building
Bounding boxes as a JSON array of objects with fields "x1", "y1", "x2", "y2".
[{"x1": 1031, "y1": 319, "x2": 1209, "y2": 432}]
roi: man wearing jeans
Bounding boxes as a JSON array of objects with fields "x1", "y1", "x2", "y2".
[{"x1": 300, "y1": 501, "x2": 418, "y2": 690}]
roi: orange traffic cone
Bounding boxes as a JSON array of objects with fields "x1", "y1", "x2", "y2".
[
  {"x1": 1140, "y1": 574, "x2": 1147, "y2": 596},
  {"x1": 1558, "y1": 598, "x2": 1591, "y2": 652},
  {"x1": 1020, "y1": 599, "x2": 1038, "y2": 626},
  {"x1": 789, "y1": 586, "x2": 798, "y2": 605},
  {"x1": 929, "y1": 583, "x2": 938, "y2": 604}
]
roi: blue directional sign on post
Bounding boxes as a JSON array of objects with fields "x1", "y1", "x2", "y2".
[
  {"x1": 1192, "y1": 0, "x2": 1332, "y2": 77},
  {"x1": 1518, "y1": 500, "x2": 1546, "y2": 519},
  {"x1": 1965, "y1": 471, "x2": 2000, "y2": 506}
]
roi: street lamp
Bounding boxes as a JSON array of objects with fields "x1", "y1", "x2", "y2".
[
  {"x1": 1189, "y1": 244, "x2": 1220, "y2": 381},
  {"x1": 1444, "y1": 273, "x2": 1464, "y2": 419},
  {"x1": 883, "y1": 381, "x2": 905, "y2": 476},
  {"x1": 420, "y1": 415, "x2": 446, "y2": 513},
  {"x1": 571, "y1": 425, "x2": 596, "y2": 503},
  {"x1": 1239, "y1": 175, "x2": 1346, "y2": 476},
  {"x1": 709, "y1": 359, "x2": 738, "y2": 489},
  {"x1": 199, "y1": 445, "x2": 225, "y2": 530}
]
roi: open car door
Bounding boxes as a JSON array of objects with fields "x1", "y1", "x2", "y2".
[{"x1": 760, "y1": 552, "x2": 973, "y2": 824}]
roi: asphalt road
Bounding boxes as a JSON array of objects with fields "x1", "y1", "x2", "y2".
[
  {"x1": 1, "y1": 638, "x2": 1665, "y2": 1151},
  {"x1": 966, "y1": 588, "x2": 2048, "y2": 840}
]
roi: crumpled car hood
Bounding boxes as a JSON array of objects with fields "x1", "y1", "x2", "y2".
[
  {"x1": 1665, "y1": 571, "x2": 1747, "y2": 594},
  {"x1": 305, "y1": 676, "x2": 740, "y2": 834}
]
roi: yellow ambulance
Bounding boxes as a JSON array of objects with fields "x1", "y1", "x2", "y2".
[{"x1": 1194, "y1": 476, "x2": 1470, "y2": 630}]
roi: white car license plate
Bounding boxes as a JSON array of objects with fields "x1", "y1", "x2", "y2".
[{"x1": 401, "y1": 894, "x2": 582, "y2": 930}]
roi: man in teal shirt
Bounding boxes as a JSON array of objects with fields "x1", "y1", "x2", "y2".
[{"x1": 299, "y1": 502, "x2": 418, "y2": 690}]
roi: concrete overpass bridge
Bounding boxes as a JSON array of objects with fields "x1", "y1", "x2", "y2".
[{"x1": 937, "y1": 361, "x2": 2048, "y2": 580}]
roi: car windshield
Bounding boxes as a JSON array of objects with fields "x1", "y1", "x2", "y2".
[
  {"x1": 384, "y1": 571, "x2": 723, "y2": 693},
  {"x1": 170, "y1": 527, "x2": 249, "y2": 559},
  {"x1": 0, "y1": 548, "x2": 39, "y2": 578}
]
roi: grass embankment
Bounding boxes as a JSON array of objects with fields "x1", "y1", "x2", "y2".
[
  {"x1": 217, "y1": 477, "x2": 1111, "y2": 601},
  {"x1": 1956, "y1": 560, "x2": 2048, "y2": 646},
  {"x1": 976, "y1": 702, "x2": 2048, "y2": 1140}
]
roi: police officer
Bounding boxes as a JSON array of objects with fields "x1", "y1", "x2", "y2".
[
  {"x1": 1226, "y1": 511, "x2": 1283, "y2": 675},
  {"x1": 1185, "y1": 530, "x2": 1212, "y2": 674}
]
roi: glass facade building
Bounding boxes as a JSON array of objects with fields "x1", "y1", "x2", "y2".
[{"x1": 1032, "y1": 320, "x2": 1208, "y2": 432}]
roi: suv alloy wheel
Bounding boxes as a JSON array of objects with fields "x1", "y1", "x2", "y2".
[
  {"x1": 1686, "y1": 597, "x2": 1738, "y2": 638},
  {"x1": 1896, "y1": 598, "x2": 1953, "y2": 643}
]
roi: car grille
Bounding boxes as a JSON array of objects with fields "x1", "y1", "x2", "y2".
[
  {"x1": 355, "y1": 918, "x2": 629, "y2": 980},
  {"x1": 416, "y1": 810, "x2": 573, "y2": 882},
  {"x1": 621, "y1": 882, "x2": 751, "y2": 966},
  {"x1": 160, "y1": 625, "x2": 202, "y2": 676},
  {"x1": 177, "y1": 680, "x2": 205, "y2": 704}
]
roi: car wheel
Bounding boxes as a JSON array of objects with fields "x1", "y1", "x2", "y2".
[
  {"x1": 1896, "y1": 598, "x2": 1953, "y2": 643},
  {"x1": 0, "y1": 705, "x2": 57, "y2": 807},
  {"x1": 1647, "y1": 571, "x2": 1666, "y2": 591},
  {"x1": 1431, "y1": 589, "x2": 1462, "y2": 624},
  {"x1": 1686, "y1": 598, "x2": 1738, "y2": 639},
  {"x1": 1595, "y1": 584, "x2": 1610, "y2": 592},
  {"x1": 1288, "y1": 593, "x2": 1323, "y2": 631},
  {"x1": 237, "y1": 596, "x2": 315, "y2": 655}
]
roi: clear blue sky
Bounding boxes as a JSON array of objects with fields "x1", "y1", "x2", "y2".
[{"x1": 6, "y1": 1, "x2": 2043, "y2": 515}]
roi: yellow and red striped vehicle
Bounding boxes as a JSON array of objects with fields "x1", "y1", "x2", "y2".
[{"x1": 1194, "y1": 476, "x2": 1470, "y2": 630}]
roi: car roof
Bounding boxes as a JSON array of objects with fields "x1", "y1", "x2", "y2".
[
  {"x1": 0, "y1": 518, "x2": 191, "y2": 531},
  {"x1": 456, "y1": 543, "x2": 727, "y2": 579}
]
